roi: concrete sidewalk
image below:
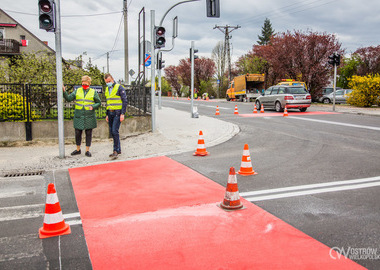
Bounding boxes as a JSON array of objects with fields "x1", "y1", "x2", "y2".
[{"x1": 0, "y1": 107, "x2": 239, "y2": 173}]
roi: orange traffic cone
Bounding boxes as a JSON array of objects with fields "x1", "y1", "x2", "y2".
[
  {"x1": 193, "y1": 131, "x2": 209, "y2": 156},
  {"x1": 219, "y1": 167, "x2": 244, "y2": 210},
  {"x1": 234, "y1": 105, "x2": 239, "y2": 115},
  {"x1": 39, "y1": 183, "x2": 71, "y2": 239},
  {"x1": 253, "y1": 104, "x2": 258, "y2": 113},
  {"x1": 215, "y1": 106, "x2": 220, "y2": 116},
  {"x1": 260, "y1": 104, "x2": 265, "y2": 113},
  {"x1": 283, "y1": 106, "x2": 288, "y2": 117},
  {"x1": 176, "y1": 96, "x2": 179, "y2": 100},
  {"x1": 187, "y1": 97, "x2": 190, "y2": 100},
  {"x1": 238, "y1": 144, "x2": 258, "y2": 176}
]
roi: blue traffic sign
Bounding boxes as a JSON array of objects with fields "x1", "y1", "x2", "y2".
[{"x1": 144, "y1": 54, "x2": 151, "y2": 67}]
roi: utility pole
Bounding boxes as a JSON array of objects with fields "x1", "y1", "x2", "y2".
[
  {"x1": 107, "y1": 52, "x2": 110, "y2": 73},
  {"x1": 214, "y1": 25, "x2": 240, "y2": 82},
  {"x1": 123, "y1": 0, "x2": 129, "y2": 84}
]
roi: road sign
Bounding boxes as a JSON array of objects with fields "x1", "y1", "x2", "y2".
[
  {"x1": 129, "y1": 69, "x2": 135, "y2": 76},
  {"x1": 145, "y1": 53, "x2": 151, "y2": 67},
  {"x1": 74, "y1": 85, "x2": 103, "y2": 93},
  {"x1": 217, "y1": 79, "x2": 220, "y2": 84}
]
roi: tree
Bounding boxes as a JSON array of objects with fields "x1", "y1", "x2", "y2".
[
  {"x1": 235, "y1": 52, "x2": 267, "y2": 74},
  {"x1": 176, "y1": 57, "x2": 216, "y2": 90},
  {"x1": 164, "y1": 65, "x2": 181, "y2": 94},
  {"x1": 0, "y1": 52, "x2": 104, "y2": 117},
  {"x1": 257, "y1": 18, "x2": 275, "y2": 45},
  {"x1": 253, "y1": 30, "x2": 343, "y2": 99},
  {"x1": 212, "y1": 41, "x2": 226, "y2": 97},
  {"x1": 337, "y1": 54, "x2": 362, "y2": 88},
  {"x1": 354, "y1": 45, "x2": 380, "y2": 76}
]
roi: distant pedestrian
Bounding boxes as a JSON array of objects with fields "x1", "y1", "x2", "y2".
[
  {"x1": 63, "y1": 75, "x2": 101, "y2": 157},
  {"x1": 104, "y1": 73, "x2": 127, "y2": 159}
]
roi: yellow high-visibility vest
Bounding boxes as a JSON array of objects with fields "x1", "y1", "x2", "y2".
[
  {"x1": 75, "y1": 88, "x2": 95, "y2": 110},
  {"x1": 105, "y1": 84, "x2": 122, "y2": 110}
]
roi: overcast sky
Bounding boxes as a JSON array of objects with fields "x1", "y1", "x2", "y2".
[{"x1": 3, "y1": 0, "x2": 380, "y2": 82}]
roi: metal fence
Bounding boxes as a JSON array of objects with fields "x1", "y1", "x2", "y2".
[{"x1": 0, "y1": 83, "x2": 151, "y2": 122}]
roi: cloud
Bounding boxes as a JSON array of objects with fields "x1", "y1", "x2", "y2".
[{"x1": 2, "y1": 0, "x2": 380, "y2": 82}]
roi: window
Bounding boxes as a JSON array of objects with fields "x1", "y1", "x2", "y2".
[
  {"x1": 278, "y1": 87, "x2": 285, "y2": 94},
  {"x1": 20, "y1": 35, "x2": 26, "y2": 40},
  {"x1": 264, "y1": 88, "x2": 272, "y2": 95},
  {"x1": 0, "y1": 29, "x2": 4, "y2": 40},
  {"x1": 287, "y1": 87, "x2": 308, "y2": 94},
  {"x1": 270, "y1": 87, "x2": 279, "y2": 95},
  {"x1": 336, "y1": 90, "x2": 344, "y2": 95}
]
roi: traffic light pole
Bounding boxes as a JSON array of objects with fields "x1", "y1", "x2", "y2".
[
  {"x1": 55, "y1": 0, "x2": 65, "y2": 158},
  {"x1": 190, "y1": 41, "x2": 198, "y2": 118},
  {"x1": 150, "y1": 10, "x2": 156, "y2": 131},
  {"x1": 333, "y1": 63, "x2": 337, "y2": 112}
]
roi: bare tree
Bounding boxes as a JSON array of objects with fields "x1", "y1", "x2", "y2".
[{"x1": 212, "y1": 41, "x2": 226, "y2": 98}]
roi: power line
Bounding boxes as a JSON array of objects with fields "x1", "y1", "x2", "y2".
[{"x1": 3, "y1": 9, "x2": 122, "y2": 17}]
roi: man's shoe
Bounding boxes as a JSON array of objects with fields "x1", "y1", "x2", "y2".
[
  {"x1": 85, "y1": 151, "x2": 92, "y2": 157},
  {"x1": 109, "y1": 151, "x2": 118, "y2": 160},
  {"x1": 71, "y1": 150, "x2": 81, "y2": 155}
]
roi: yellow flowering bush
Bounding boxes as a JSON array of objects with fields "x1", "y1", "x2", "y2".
[
  {"x1": 347, "y1": 74, "x2": 380, "y2": 107},
  {"x1": 0, "y1": 92, "x2": 40, "y2": 121}
]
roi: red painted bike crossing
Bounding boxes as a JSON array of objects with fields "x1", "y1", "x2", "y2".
[
  {"x1": 69, "y1": 156, "x2": 364, "y2": 269},
  {"x1": 239, "y1": 111, "x2": 340, "y2": 117}
]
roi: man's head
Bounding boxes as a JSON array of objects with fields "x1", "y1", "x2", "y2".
[{"x1": 104, "y1": 73, "x2": 114, "y2": 84}]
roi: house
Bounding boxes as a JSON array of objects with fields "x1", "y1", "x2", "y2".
[{"x1": 0, "y1": 8, "x2": 55, "y2": 57}]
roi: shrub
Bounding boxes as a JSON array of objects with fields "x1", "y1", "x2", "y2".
[
  {"x1": 347, "y1": 74, "x2": 380, "y2": 107},
  {"x1": 0, "y1": 92, "x2": 40, "y2": 121}
]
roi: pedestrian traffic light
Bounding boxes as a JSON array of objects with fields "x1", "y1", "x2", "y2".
[
  {"x1": 206, "y1": 0, "x2": 220, "y2": 18},
  {"x1": 328, "y1": 54, "x2": 335, "y2": 66},
  {"x1": 154, "y1": 26, "x2": 166, "y2": 49},
  {"x1": 38, "y1": 0, "x2": 56, "y2": 32}
]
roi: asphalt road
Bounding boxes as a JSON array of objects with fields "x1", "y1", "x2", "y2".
[{"x1": 165, "y1": 98, "x2": 380, "y2": 270}]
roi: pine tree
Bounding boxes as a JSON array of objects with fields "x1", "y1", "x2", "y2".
[{"x1": 257, "y1": 18, "x2": 275, "y2": 45}]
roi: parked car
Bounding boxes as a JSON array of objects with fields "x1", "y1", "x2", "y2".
[
  {"x1": 317, "y1": 87, "x2": 342, "y2": 102},
  {"x1": 255, "y1": 85, "x2": 311, "y2": 112},
  {"x1": 320, "y1": 89, "x2": 353, "y2": 104}
]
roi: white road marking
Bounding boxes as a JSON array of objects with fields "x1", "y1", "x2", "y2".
[
  {"x1": 63, "y1": 212, "x2": 81, "y2": 219},
  {"x1": 289, "y1": 116, "x2": 380, "y2": 131},
  {"x1": 241, "y1": 176, "x2": 380, "y2": 201},
  {"x1": 66, "y1": 219, "x2": 82, "y2": 226}
]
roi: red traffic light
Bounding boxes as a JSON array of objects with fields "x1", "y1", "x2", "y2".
[
  {"x1": 39, "y1": 0, "x2": 52, "y2": 12},
  {"x1": 156, "y1": 27, "x2": 165, "y2": 36}
]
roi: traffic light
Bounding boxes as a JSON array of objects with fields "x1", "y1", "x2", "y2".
[
  {"x1": 335, "y1": 53, "x2": 341, "y2": 66},
  {"x1": 206, "y1": 0, "x2": 220, "y2": 18},
  {"x1": 38, "y1": 0, "x2": 56, "y2": 32},
  {"x1": 328, "y1": 53, "x2": 341, "y2": 66},
  {"x1": 328, "y1": 54, "x2": 335, "y2": 66},
  {"x1": 190, "y1": 48, "x2": 199, "y2": 61},
  {"x1": 157, "y1": 52, "x2": 165, "y2": 70},
  {"x1": 154, "y1": 26, "x2": 166, "y2": 49}
]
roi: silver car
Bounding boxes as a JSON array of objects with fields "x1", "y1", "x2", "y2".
[
  {"x1": 255, "y1": 85, "x2": 311, "y2": 112},
  {"x1": 320, "y1": 89, "x2": 353, "y2": 104}
]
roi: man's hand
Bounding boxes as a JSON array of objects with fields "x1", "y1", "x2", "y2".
[
  {"x1": 63, "y1": 85, "x2": 66, "y2": 92},
  {"x1": 89, "y1": 106, "x2": 93, "y2": 110},
  {"x1": 106, "y1": 115, "x2": 109, "y2": 123},
  {"x1": 120, "y1": 114, "x2": 125, "y2": 122}
]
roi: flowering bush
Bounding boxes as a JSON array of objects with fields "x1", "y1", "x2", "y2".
[
  {"x1": 347, "y1": 74, "x2": 380, "y2": 107},
  {"x1": 0, "y1": 92, "x2": 40, "y2": 121}
]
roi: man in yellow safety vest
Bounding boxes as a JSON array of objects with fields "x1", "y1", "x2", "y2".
[{"x1": 104, "y1": 73, "x2": 127, "y2": 159}]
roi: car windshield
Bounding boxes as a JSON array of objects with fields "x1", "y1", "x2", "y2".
[{"x1": 287, "y1": 87, "x2": 307, "y2": 94}]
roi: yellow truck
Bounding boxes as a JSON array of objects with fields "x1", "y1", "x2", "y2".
[{"x1": 226, "y1": 74, "x2": 265, "y2": 102}]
